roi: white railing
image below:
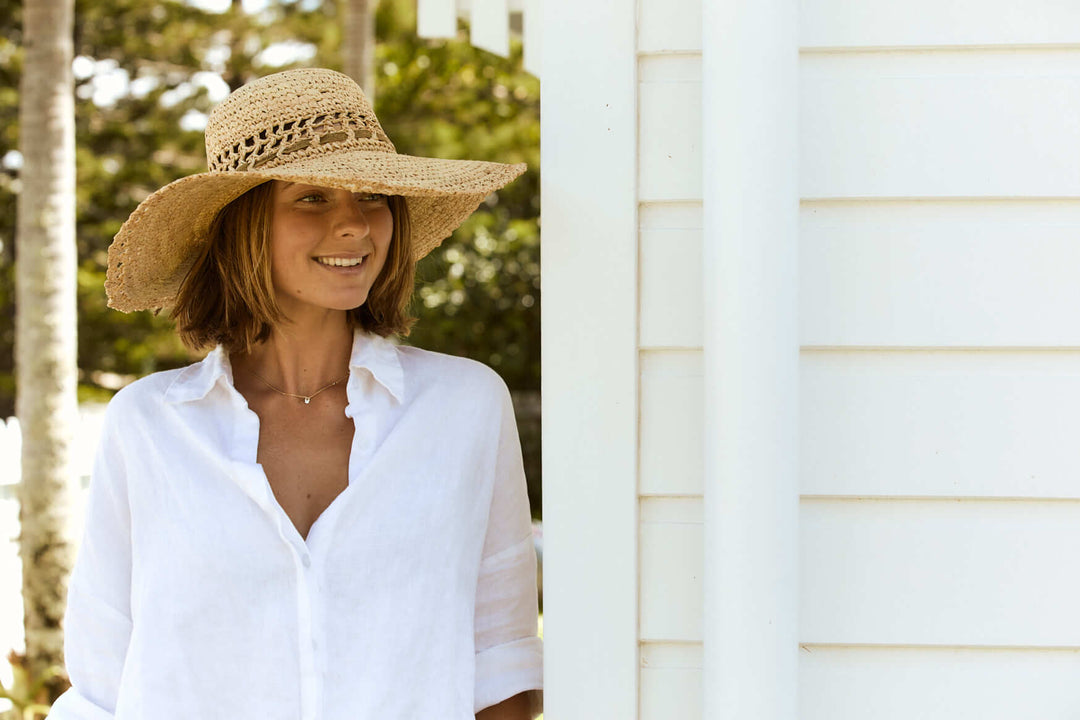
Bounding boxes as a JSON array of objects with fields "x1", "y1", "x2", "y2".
[
  {"x1": 0, "y1": 408, "x2": 106, "y2": 496},
  {"x1": 0, "y1": 406, "x2": 106, "y2": 661},
  {"x1": 417, "y1": 0, "x2": 540, "y2": 77},
  {"x1": 0, "y1": 417, "x2": 21, "y2": 498}
]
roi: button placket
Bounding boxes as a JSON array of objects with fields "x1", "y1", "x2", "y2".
[
  {"x1": 295, "y1": 546, "x2": 319, "y2": 720},
  {"x1": 300, "y1": 538, "x2": 330, "y2": 680},
  {"x1": 216, "y1": 345, "x2": 340, "y2": 719}
]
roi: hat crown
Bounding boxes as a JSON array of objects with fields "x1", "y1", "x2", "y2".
[{"x1": 204, "y1": 68, "x2": 395, "y2": 173}]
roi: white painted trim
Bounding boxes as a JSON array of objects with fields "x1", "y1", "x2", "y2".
[
  {"x1": 470, "y1": 0, "x2": 510, "y2": 57},
  {"x1": 522, "y1": 0, "x2": 541, "y2": 76},
  {"x1": 418, "y1": 0, "x2": 535, "y2": 70},
  {"x1": 702, "y1": 0, "x2": 801, "y2": 717},
  {"x1": 540, "y1": 0, "x2": 638, "y2": 713},
  {"x1": 416, "y1": 0, "x2": 456, "y2": 39}
]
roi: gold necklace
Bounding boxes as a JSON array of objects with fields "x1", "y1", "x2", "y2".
[{"x1": 249, "y1": 369, "x2": 349, "y2": 405}]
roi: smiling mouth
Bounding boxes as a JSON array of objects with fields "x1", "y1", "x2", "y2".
[{"x1": 314, "y1": 256, "x2": 366, "y2": 268}]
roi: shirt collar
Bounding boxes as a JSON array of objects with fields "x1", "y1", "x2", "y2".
[
  {"x1": 164, "y1": 329, "x2": 404, "y2": 405},
  {"x1": 348, "y1": 329, "x2": 404, "y2": 403},
  {"x1": 164, "y1": 345, "x2": 231, "y2": 405}
]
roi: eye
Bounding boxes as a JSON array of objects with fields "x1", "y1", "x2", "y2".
[
  {"x1": 355, "y1": 192, "x2": 388, "y2": 203},
  {"x1": 297, "y1": 192, "x2": 327, "y2": 204}
]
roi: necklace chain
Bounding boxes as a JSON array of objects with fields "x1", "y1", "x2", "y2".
[{"x1": 249, "y1": 368, "x2": 349, "y2": 405}]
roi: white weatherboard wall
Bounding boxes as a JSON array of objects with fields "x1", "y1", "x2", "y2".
[
  {"x1": 796, "y1": 3, "x2": 1080, "y2": 717},
  {"x1": 548, "y1": 0, "x2": 1080, "y2": 718}
]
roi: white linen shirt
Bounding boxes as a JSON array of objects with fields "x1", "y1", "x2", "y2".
[{"x1": 49, "y1": 330, "x2": 543, "y2": 720}]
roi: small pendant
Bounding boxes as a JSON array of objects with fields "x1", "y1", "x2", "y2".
[{"x1": 303, "y1": 397, "x2": 311, "y2": 404}]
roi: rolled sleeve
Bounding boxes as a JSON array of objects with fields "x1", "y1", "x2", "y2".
[
  {"x1": 47, "y1": 684, "x2": 124, "y2": 720},
  {"x1": 50, "y1": 404, "x2": 133, "y2": 719},
  {"x1": 473, "y1": 385, "x2": 543, "y2": 716}
]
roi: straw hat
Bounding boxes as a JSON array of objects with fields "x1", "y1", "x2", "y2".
[{"x1": 105, "y1": 67, "x2": 527, "y2": 312}]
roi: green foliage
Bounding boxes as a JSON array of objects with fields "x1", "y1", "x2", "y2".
[
  {"x1": 1, "y1": 0, "x2": 540, "y2": 415},
  {"x1": 374, "y1": 15, "x2": 540, "y2": 387},
  {"x1": 2, "y1": 0, "x2": 542, "y2": 512},
  {"x1": 411, "y1": 211, "x2": 539, "y2": 387},
  {"x1": 1, "y1": 0, "x2": 355, "y2": 419},
  {"x1": 67, "y1": 0, "x2": 353, "y2": 396},
  {"x1": 0, "y1": 650, "x2": 67, "y2": 720},
  {"x1": 0, "y1": 0, "x2": 20, "y2": 418}
]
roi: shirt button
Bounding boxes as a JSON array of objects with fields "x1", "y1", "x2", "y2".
[{"x1": 302, "y1": 554, "x2": 312, "y2": 568}]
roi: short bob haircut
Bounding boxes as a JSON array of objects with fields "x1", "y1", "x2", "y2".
[{"x1": 171, "y1": 180, "x2": 416, "y2": 352}]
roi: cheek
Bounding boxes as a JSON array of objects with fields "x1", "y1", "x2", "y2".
[
  {"x1": 272, "y1": 209, "x2": 327, "y2": 244},
  {"x1": 269, "y1": 219, "x2": 293, "y2": 264},
  {"x1": 373, "y1": 213, "x2": 395, "y2": 263},
  {"x1": 268, "y1": 219, "x2": 312, "y2": 287}
]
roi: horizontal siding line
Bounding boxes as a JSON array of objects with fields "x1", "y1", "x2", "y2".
[
  {"x1": 801, "y1": 494, "x2": 1080, "y2": 505},
  {"x1": 637, "y1": 223, "x2": 702, "y2": 230},
  {"x1": 639, "y1": 520, "x2": 703, "y2": 526},
  {"x1": 800, "y1": 345, "x2": 1080, "y2": 353},
  {"x1": 799, "y1": 43, "x2": 1080, "y2": 56},
  {"x1": 637, "y1": 54, "x2": 700, "y2": 84},
  {"x1": 640, "y1": 493, "x2": 703, "y2": 498},
  {"x1": 638, "y1": 204, "x2": 702, "y2": 230},
  {"x1": 637, "y1": 50, "x2": 701, "y2": 60},
  {"x1": 635, "y1": 227, "x2": 704, "y2": 236},
  {"x1": 640, "y1": 640, "x2": 704, "y2": 668},
  {"x1": 640, "y1": 200, "x2": 703, "y2": 208},
  {"x1": 638, "y1": 196, "x2": 702, "y2": 205},
  {"x1": 801, "y1": 196, "x2": 1080, "y2": 206},
  {"x1": 639, "y1": 345, "x2": 704, "y2": 353},
  {"x1": 640, "y1": 641, "x2": 704, "y2": 651},
  {"x1": 800, "y1": 642, "x2": 1080, "y2": 653}
]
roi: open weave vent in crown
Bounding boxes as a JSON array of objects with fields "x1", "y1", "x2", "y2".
[{"x1": 204, "y1": 68, "x2": 396, "y2": 173}]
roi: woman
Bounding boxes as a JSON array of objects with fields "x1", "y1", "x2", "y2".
[{"x1": 49, "y1": 68, "x2": 542, "y2": 720}]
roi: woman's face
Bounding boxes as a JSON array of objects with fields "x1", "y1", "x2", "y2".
[{"x1": 269, "y1": 180, "x2": 393, "y2": 319}]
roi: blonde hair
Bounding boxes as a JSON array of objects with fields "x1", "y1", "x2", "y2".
[{"x1": 172, "y1": 181, "x2": 416, "y2": 352}]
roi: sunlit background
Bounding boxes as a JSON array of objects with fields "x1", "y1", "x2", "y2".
[{"x1": 0, "y1": 0, "x2": 541, "y2": 708}]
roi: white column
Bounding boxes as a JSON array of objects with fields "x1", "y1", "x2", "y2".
[
  {"x1": 701, "y1": 0, "x2": 800, "y2": 718},
  {"x1": 541, "y1": 0, "x2": 638, "y2": 715}
]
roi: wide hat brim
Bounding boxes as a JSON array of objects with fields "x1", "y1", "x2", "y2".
[{"x1": 105, "y1": 149, "x2": 526, "y2": 312}]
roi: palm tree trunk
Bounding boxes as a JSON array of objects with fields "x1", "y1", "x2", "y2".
[
  {"x1": 225, "y1": 0, "x2": 246, "y2": 92},
  {"x1": 15, "y1": 0, "x2": 78, "y2": 689},
  {"x1": 343, "y1": 0, "x2": 376, "y2": 103}
]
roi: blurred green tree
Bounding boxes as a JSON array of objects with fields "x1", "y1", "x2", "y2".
[
  {"x1": 376, "y1": 2, "x2": 540, "y2": 394},
  {"x1": 3, "y1": 0, "x2": 352, "y2": 415},
  {"x1": 1, "y1": 0, "x2": 540, "y2": 511}
]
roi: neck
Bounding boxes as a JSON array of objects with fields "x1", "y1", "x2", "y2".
[{"x1": 233, "y1": 312, "x2": 353, "y2": 396}]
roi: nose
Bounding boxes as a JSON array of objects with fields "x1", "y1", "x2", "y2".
[{"x1": 333, "y1": 192, "x2": 371, "y2": 239}]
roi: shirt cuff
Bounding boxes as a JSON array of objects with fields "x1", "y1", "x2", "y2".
[
  {"x1": 47, "y1": 687, "x2": 118, "y2": 720},
  {"x1": 474, "y1": 635, "x2": 544, "y2": 717}
]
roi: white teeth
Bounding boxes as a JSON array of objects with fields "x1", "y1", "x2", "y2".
[{"x1": 316, "y1": 256, "x2": 363, "y2": 267}]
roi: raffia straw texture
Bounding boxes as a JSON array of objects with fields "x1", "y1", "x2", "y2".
[{"x1": 106, "y1": 68, "x2": 527, "y2": 312}]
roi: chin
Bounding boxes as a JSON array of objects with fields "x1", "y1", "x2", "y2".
[
  {"x1": 321, "y1": 289, "x2": 371, "y2": 310},
  {"x1": 336, "y1": 296, "x2": 371, "y2": 312},
  {"x1": 274, "y1": 289, "x2": 371, "y2": 318}
]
